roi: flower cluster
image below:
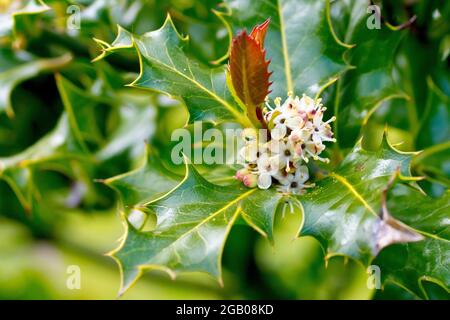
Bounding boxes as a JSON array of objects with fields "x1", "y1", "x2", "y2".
[{"x1": 236, "y1": 93, "x2": 336, "y2": 194}]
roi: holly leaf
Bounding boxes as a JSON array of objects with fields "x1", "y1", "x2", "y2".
[
  {"x1": 0, "y1": 113, "x2": 89, "y2": 232},
  {"x1": 298, "y1": 131, "x2": 450, "y2": 296},
  {"x1": 417, "y1": 78, "x2": 449, "y2": 148},
  {"x1": 298, "y1": 133, "x2": 423, "y2": 265},
  {"x1": 228, "y1": 19, "x2": 271, "y2": 127},
  {"x1": 56, "y1": 74, "x2": 106, "y2": 153},
  {"x1": 0, "y1": 49, "x2": 71, "y2": 117},
  {"x1": 95, "y1": 90, "x2": 158, "y2": 162},
  {"x1": 0, "y1": 0, "x2": 50, "y2": 39},
  {"x1": 224, "y1": 0, "x2": 351, "y2": 98},
  {"x1": 108, "y1": 163, "x2": 282, "y2": 294},
  {"x1": 95, "y1": 16, "x2": 252, "y2": 127},
  {"x1": 331, "y1": 0, "x2": 409, "y2": 147},
  {"x1": 374, "y1": 185, "x2": 450, "y2": 299},
  {"x1": 249, "y1": 18, "x2": 270, "y2": 47},
  {"x1": 92, "y1": 25, "x2": 135, "y2": 62},
  {"x1": 102, "y1": 145, "x2": 181, "y2": 212},
  {"x1": 413, "y1": 78, "x2": 450, "y2": 196}
]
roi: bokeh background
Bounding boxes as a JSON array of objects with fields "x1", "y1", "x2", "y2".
[{"x1": 0, "y1": 0, "x2": 448, "y2": 299}]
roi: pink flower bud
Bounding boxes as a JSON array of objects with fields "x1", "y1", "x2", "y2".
[
  {"x1": 236, "y1": 168, "x2": 248, "y2": 181},
  {"x1": 243, "y1": 174, "x2": 258, "y2": 188}
]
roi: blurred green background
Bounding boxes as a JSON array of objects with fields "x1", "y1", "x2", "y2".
[{"x1": 0, "y1": 0, "x2": 448, "y2": 299}]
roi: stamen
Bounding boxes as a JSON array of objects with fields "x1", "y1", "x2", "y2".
[
  {"x1": 325, "y1": 116, "x2": 336, "y2": 124},
  {"x1": 236, "y1": 93, "x2": 335, "y2": 194}
]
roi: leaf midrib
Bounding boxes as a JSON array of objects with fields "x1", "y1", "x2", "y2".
[
  {"x1": 330, "y1": 172, "x2": 378, "y2": 217},
  {"x1": 124, "y1": 188, "x2": 258, "y2": 259},
  {"x1": 135, "y1": 39, "x2": 251, "y2": 127},
  {"x1": 331, "y1": 172, "x2": 450, "y2": 243},
  {"x1": 277, "y1": 0, "x2": 293, "y2": 93}
]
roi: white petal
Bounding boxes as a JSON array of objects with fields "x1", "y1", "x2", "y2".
[
  {"x1": 295, "y1": 165, "x2": 309, "y2": 183},
  {"x1": 286, "y1": 116, "x2": 302, "y2": 129},
  {"x1": 258, "y1": 173, "x2": 272, "y2": 189},
  {"x1": 271, "y1": 124, "x2": 287, "y2": 140}
]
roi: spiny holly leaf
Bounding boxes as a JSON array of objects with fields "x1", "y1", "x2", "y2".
[
  {"x1": 0, "y1": 49, "x2": 71, "y2": 117},
  {"x1": 0, "y1": 112, "x2": 110, "y2": 237},
  {"x1": 0, "y1": 69, "x2": 157, "y2": 229},
  {"x1": 228, "y1": 19, "x2": 271, "y2": 127},
  {"x1": 374, "y1": 185, "x2": 450, "y2": 299},
  {"x1": 249, "y1": 18, "x2": 270, "y2": 47},
  {"x1": 95, "y1": 91, "x2": 157, "y2": 161},
  {"x1": 413, "y1": 78, "x2": 450, "y2": 196},
  {"x1": 102, "y1": 145, "x2": 181, "y2": 212},
  {"x1": 0, "y1": 0, "x2": 50, "y2": 39},
  {"x1": 92, "y1": 25, "x2": 134, "y2": 62},
  {"x1": 417, "y1": 78, "x2": 449, "y2": 148},
  {"x1": 56, "y1": 74, "x2": 106, "y2": 153},
  {"x1": 0, "y1": 114, "x2": 88, "y2": 218},
  {"x1": 298, "y1": 133, "x2": 423, "y2": 265},
  {"x1": 109, "y1": 163, "x2": 282, "y2": 294},
  {"x1": 95, "y1": 16, "x2": 253, "y2": 127},
  {"x1": 331, "y1": 0, "x2": 409, "y2": 147},
  {"x1": 224, "y1": 0, "x2": 351, "y2": 98},
  {"x1": 56, "y1": 72, "x2": 163, "y2": 163}
]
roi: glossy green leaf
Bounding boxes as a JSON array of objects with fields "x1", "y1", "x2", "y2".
[
  {"x1": 92, "y1": 25, "x2": 134, "y2": 62},
  {"x1": 413, "y1": 78, "x2": 450, "y2": 196},
  {"x1": 95, "y1": 16, "x2": 252, "y2": 127},
  {"x1": 102, "y1": 145, "x2": 181, "y2": 211},
  {"x1": 224, "y1": 0, "x2": 351, "y2": 98},
  {"x1": 331, "y1": 0, "x2": 409, "y2": 147},
  {"x1": 0, "y1": 114, "x2": 87, "y2": 223},
  {"x1": 0, "y1": 0, "x2": 49, "y2": 39},
  {"x1": 110, "y1": 163, "x2": 282, "y2": 294},
  {"x1": 0, "y1": 49, "x2": 71, "y2": 117},
  {"x1": 374, "y1": 185, "x2": 450, "y2": 299},
  {"x1": 298, "y1": 134, "x2": 423, "y2": 265}
]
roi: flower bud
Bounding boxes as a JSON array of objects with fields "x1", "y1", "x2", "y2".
[{"x1": 243, "y1": 173, "x2": 258, "y2": 188}]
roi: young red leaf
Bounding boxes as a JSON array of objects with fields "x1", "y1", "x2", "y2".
[
  {"x1": 228, "y1": 21, "x2": 272, "y2": 128},
  {"x1": 249, "y1": 18, "x2": 270, "y2": 47}
]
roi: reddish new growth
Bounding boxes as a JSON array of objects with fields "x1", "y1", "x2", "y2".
[{"x1": 228, "y1": 19, "x2": 272, "y2": 128}]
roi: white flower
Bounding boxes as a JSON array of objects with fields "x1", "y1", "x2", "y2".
[
  {"x1": 279, "y1": 95, "x2": 298, "y2": 114},
  {"x1": 270, "y1": 125, "x2": 287, "y2": 140},
  {"x1": 273, "y1": 168, "x2": 290, "y2": 186},
  {"x1": 241, "y1": 128, "x2": 258, "y2": 143},
  {"x1": 239, "y1": 143, "x2": 259, "y2": 163},
  {"x1": 303, "y1": 141, "x2": 329, "y2": 163},
  {"x1": 312, "y1": 111, "x2": 336, "y2": 143},
  {"x1": 285, "y1": 114, "x2": 304, "y2": 131},
  {"x1": 236, "y1": 93, "x2": 336, "y2": 194},
  {"x1": 271, "y1": 113, "x2": 288, "y2": 138},
  {"x1": 277, "y1": 165, "x2": 314, "y2": 194},
  {"x1": 274, "y1": 139, "x2": 298, "y2": 172},
  {"x1": 291, "y1": 141, "x2": 310, "y2": 163},
  {"x1": 298, "y1": 94, "x2": 317, "y2": 115},
  {"x1": 256, "y1": 154, "x2": 279, "y2": 189}
]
